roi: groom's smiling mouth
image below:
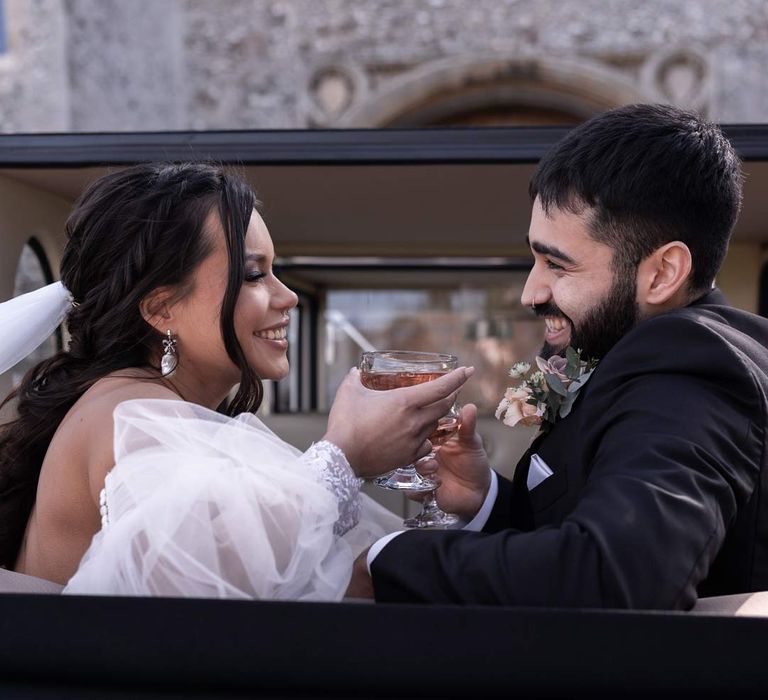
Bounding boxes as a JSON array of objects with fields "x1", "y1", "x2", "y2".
[{"x1": 543, "y1": 316, "x2": 570, "y2": 345}]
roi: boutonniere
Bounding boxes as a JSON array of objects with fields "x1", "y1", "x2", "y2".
[{"x1": 495, "y1": 346, "x2": 598, "y2": 431}]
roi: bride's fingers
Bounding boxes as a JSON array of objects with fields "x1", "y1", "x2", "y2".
[
  {"x1": 396, "y1": 367, "x2": 474, "y2": 406},
  {"x1": 415, "y1": 439, "x2": 433, "y2": 461},
  {"x1": 420, "y1": 390, "x2": 461, "y2": 423}
]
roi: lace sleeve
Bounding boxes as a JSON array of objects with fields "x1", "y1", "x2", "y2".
[{"x1": 301, "y1": 441, "x2": 361, "y2": 536}]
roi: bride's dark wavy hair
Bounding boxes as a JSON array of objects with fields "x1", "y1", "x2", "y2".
[{"x1": 0, "y1": 162, "x2": 261, "y2": 569}]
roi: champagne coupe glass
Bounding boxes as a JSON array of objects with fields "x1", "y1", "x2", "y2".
[
  {"x1": 403, "y1": 401, "x2": 460, "y2": 529},
  {"x1": 359, "y1": 350, "x2": 461, "y2": 528}
]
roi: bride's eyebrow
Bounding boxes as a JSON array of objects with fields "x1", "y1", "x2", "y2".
[{"x1": 244, "y1": 253, "x2": 268, "y2": 264}]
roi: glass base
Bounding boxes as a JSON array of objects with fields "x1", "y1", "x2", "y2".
[
  {"x1": 404, "y1": 507, "x2": 460, "y2": 529},
  {"x1": 374, "y1": 468, "x2": 436, "y2": 492}
]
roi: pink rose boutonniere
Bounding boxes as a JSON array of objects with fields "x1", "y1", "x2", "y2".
[{"x1": 495, "y1": 347, "x2": 597, "y2": 431}]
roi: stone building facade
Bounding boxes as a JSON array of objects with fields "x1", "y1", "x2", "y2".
[
  {"x1": 3, "y1": 0, "x2": 768, "y2": 411},
  {"x1": 1, "y1": 0, "x2": 767, "y2": 132}
]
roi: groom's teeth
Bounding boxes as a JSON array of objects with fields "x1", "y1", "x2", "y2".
[
  {"x1": 545, "y1": 317, "x2": 567, "y2": 333},
  {"x1": 255, "y1": 328, "x2": 287, "y2": 340}
]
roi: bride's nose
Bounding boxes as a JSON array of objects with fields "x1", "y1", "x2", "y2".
[{"x1": 273, "y1": 275, "x2": 299, "y2": 311}]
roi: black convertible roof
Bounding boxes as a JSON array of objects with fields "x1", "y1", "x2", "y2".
[{"x1": 0, "y1": 123, "x2": 768, "y2": 166}]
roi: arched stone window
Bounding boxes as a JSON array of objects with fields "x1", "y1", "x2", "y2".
[{"x1": 336, "y1": 54, "x2": 656, "y2": 128}]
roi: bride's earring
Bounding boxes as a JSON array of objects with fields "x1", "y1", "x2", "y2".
[{"x1": 161, "y1": 330, "x2": 178, "y2": 377}]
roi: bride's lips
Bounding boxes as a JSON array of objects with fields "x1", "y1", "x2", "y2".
[
  {"x1": 254, "y1": 321, "x2": 289, "y2": 349},
  {"x1": 543, "y1": 316, "x2": 571, "y2": 346}
]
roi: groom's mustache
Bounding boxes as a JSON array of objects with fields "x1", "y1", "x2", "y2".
[{"x1": 531, "y1": 302, "x2": 569, "y2": 321}]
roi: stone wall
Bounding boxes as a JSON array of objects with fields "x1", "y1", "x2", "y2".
[
  {"x1": 0, "y1": 0, "x2": 767, "y2": 131},
  {"x1": 66, "y1": 0, "x2": 185, "y2": 131},
  {"x1": 0, "y1": 0, "x2": 68, "y2": 132}
]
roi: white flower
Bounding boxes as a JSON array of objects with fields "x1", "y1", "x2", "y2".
[{"x1": 509, "y1": 361, "x2": 531, "y2": 379}]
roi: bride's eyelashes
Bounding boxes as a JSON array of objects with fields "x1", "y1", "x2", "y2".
[{"x1": 244, "y1": 270, "x2": 266, "y2": 283}]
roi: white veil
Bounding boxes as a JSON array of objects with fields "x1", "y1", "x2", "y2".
[{"x1": 0, "y1": 281, "x2": 71, "y2": 375}]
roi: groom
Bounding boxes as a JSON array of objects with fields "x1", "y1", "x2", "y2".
[{"x1": 351, "y1": 103, "x2": 768, "y2": 609}]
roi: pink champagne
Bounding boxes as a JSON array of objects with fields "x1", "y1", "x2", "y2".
[
  {"x1": 360, "y1": 370, "x2": 446, "y2": 391},
  {"x1": 360, "y1": 370, "x2": 460, "y2": 445},
  {"x1": 430, "y1": 415, "x2": 460, "y2": 446}
]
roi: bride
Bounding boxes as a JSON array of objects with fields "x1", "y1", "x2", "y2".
[{"x1": 0, "y1": 163, "x2": 471, "y2": 600}]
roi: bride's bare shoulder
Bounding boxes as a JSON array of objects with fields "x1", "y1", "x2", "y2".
[
  {"x1": 52, "y1": 371, "x2": 180, "y2": 500},
  {"x1": 68, "y1": 370, "x2": 179, "y2": 422}
]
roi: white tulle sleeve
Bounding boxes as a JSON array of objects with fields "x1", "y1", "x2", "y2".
[{"x1": 63, "y1": 399, "x2": 397, "y2": 601}]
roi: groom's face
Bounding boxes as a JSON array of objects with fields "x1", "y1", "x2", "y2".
[{"x1": 521, "y1": 198, "x2": 641, "y2": 361}]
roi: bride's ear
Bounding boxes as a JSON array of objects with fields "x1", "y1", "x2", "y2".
[{"x1": 139, "y1": 286, "x2": 177, "y2": 333}]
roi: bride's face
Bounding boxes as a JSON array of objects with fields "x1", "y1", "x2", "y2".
[
  {"x1": 172, "y1": 209, "x2": 298, "y2": 386},
  {"x1": 233, "y1": 209, "x2": 299, "y2": 381}
]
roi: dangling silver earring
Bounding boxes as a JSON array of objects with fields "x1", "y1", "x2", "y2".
[{"x1": 161, "y1": 330, "x2": 178, "y2": 377}]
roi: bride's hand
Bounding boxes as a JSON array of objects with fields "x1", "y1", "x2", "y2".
[{"x1": 323, "y1": 366, "x2": 474, "y2": 479}]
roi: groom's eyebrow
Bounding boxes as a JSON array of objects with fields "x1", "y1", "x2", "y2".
[{"x1": 526, "y1": 237, "x2": 576, "y2": 265}]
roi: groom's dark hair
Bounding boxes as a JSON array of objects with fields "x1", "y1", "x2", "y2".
[{"x1": 529, "y1": 103, "x2": 743, "y2": 294}]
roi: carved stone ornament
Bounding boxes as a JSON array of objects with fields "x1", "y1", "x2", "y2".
[
  {"x1": 641, "y1": 47, "x2": 710, "y2": 114},
  {"x1": 303, "y1": 59, "x2": 369, "y2": 126}
]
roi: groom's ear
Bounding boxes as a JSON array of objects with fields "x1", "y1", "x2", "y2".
[
  {"x1": 637, "y1": 241, "x2": 693, "y2": 311},
  {"x1": 139, "y1": 286, "x2": 176, "y2": 332}
]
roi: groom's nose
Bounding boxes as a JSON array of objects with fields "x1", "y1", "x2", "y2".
[{"x1": 520, "y1": 267, "x2": 551, "y2": 308}]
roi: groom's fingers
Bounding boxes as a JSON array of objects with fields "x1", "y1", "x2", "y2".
[
  {"x1": 415, "y1": 455, "x2": 439, "y2": 475},
  {"x1": 458, "y1": 403, "x2": 478, "y2": 440}
]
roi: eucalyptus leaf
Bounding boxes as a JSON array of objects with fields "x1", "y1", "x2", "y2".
[
  {"x1": 545, "y1": 372, "x2": 568, "y2": 397},
  {"x1": 565, "y1": 347, "x2": 580, "y2": 379},
  {"x1": 568, "y1": 376, "x2": 586, "y2": 392}
]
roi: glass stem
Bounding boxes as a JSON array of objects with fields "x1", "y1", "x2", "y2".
[{"x1": 421, "y1": 489, "x2": 438, "y2": 512}]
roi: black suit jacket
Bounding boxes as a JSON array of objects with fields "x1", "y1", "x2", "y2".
[{"x1": 371, "y1": 290, "x2": 768, "y2": 608}]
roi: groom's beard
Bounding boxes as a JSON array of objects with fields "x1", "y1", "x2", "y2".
[{"x1": 536, "y1": 271, "x2": 640, "y2": 362}]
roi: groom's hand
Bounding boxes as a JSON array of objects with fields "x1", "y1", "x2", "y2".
[
  {"x1": 345, "y1": 548, "x2": 374, "y2": 599},
  {"x1": 414, "y1": 403, "x2": 491, "y2": 520}
]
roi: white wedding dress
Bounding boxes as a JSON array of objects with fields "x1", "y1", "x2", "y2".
[{"x1": 63, "y1": 399, "x2": 401, "y2": 601}]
